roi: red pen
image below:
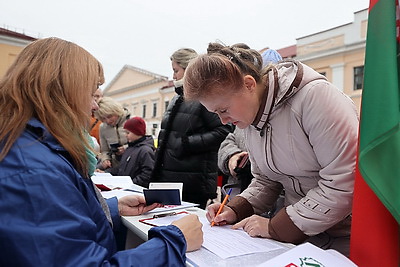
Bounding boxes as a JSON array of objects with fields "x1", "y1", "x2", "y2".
[{"x1": 211, "y1": 188, "x2": 232, "y2": 226}]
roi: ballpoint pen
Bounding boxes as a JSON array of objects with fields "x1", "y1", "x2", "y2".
[{"x1": 211, "y1": 188, "x2": 232, "y2": 227}]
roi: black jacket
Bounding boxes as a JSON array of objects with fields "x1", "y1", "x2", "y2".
[
  {"x1": 151, "y1": 87, "x2": 232, "y2": 207},
  {"x1": 110, "y1": 135, "x2": 155, "y2": 188}
]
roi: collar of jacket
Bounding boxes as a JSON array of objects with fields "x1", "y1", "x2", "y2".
[
  {"x1": 173, "y1": 79, "x2": 184, "y2": 95},
  {"x1": 26, "y1": 118, "x2": 65, "y2": 151},
  {"x1": 251, "y1": 60, "x2": 303, "y2": 134},
  {"x1": 127, "y1": 136, "x2": 146, "y2": 147},
  {"x1": 115, "y1": 108, "x2": 131, "y2": 128},
  {"x1": 175, "y1": 85, "x2": 184, "y2": 95}
]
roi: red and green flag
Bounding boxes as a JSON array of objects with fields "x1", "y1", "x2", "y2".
[{"x1": 350, "y1": 0, "x2": 400, "y2": 266}]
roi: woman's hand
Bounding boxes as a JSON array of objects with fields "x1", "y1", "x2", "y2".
[
  {"x1": 232, "y1": 215, "x2": 271, "y2": 238},
  {"x1": 101, "y1": 159, "x2": 112, "y2": 169},
  {"x1": 228, "y1": 151, "x2": 248, "y2": 177},
  {"x1": 118, "y1": 195, "x2": 161, "y2": 216},
  {"x1": 172, "y1": 214, "x2": 203, "y2": 252},
  {"x1": 206, "y1": 203, "x2": 237, "y2": 226},
  {"x1": 116, "y1": 145, "x2": 126, "y2": 155}
]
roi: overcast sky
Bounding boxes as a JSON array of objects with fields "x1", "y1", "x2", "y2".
[{"x1": 1, "y1": 0, "x2": 369, "y2": 88}]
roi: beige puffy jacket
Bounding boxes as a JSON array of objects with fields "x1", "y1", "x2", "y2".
[
  {"x1": 98, "y1": 109, "x2": 130, "y2": 167},
  {"x1": 227, "y1": 60, "x2": 358, "y2": 254}
]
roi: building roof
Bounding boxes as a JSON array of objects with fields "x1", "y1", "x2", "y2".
[
  {"x1": 103, "y1": 64, "x2": 169, "y2": 95},
  {"x1": 104, "y1": 64, "x2": 168, "y2": 91},
  {"x1": 277, "y1": 45, "x2": 297, "y2": 58},
  {"x1": 0, "y1": 27, "x2": 37, "y2": 41},
  {"x1": 160, "y1": 80, "x2": 174, "y2": 90}
]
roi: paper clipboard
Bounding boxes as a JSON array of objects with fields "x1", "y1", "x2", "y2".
[{"x1": 139, "y1": 211, "x2": 189, "y2": 227}]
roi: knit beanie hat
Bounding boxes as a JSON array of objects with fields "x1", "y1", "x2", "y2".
[
  {"x1": 261, "y1": 49, "x2": 282, "y2": 67},
  {"x1": 123, "y1": 117, "x2": 146, "y2": 136}
]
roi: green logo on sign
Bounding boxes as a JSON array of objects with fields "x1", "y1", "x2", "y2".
[{"x1": 299, "y1": 257, "x2": 325, "y2": 267}]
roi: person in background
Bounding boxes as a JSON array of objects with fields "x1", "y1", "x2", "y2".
[
  {"x1": 90, "y1": 88, "x2": 103, "y2": 144},
  {"x1": 183, "y1": 42, "x2": 358, "y2": 256},
  {"x1": 95, "y1": 96, "x2": 130, "y2": 170},
  {"x1": 150, "y1": 48, "x2": 232, "y2": 209},
  {"x1": 0, "y1": 37, "x2": 203, "y2": 266},
  {"x1": 218, "y1": 47, "x2": 283, "y2": 198},
  {"x1": 90, "y1": 135, "x2": 101, "y2": 153},
  {"x1": 106, "y1": 116, "x2": 155, "y2": 188},
  {"x1": 261, "y1": 48, "x2": 283, "y2": 67}
]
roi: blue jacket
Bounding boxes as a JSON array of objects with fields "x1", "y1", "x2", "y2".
[{"x1": 0, "y1": 119, "x2": 187, "y2": 267}]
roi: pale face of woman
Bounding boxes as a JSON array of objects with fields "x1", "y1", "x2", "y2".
[
  {"x1": 199, "y1": 76, "x2": 260, "y2": 129},
  {"x1": 90, "y1": 87, "x2": 100, "y2": 114},
  {"x1": 90, "y1": 97, "x2": 99, "y2": 114},
  {"x1": 102, "y1": 114, "x2": 119, "y2": 127},
  {"x1": 93, "y1": 89, "x2": 103, "y2": 104},
  {"x1": 172, "y1": 60, "x2": 185, "y2": 81}
]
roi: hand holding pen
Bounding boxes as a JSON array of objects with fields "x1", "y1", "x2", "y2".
[{"x1": 207, "y1": 188, "x2": 237, "y2": 226}]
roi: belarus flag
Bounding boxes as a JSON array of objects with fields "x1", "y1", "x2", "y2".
[{"x1": 350, "y1": 0, "x2": 400, "y2": 266}]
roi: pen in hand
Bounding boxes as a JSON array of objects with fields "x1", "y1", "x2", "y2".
[{"x1": 211, "y1": 188, "x2": 232, "y2": 227}]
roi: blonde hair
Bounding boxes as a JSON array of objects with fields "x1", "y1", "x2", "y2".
[
  {"x1": 0, "y1": 37, "x2": 104, "y2": 176},
  {"x1": 170, "y1": 48, "x2": 198, "y2": 69},
  {"x1": 94, "y1": 97, "x2": 125, "y2": 120}
]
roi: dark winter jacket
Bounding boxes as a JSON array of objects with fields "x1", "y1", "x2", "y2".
[
  {"x1": 151, "y1": 86, "x2": 232, "y2": 208},
  {"x1": 110, "y1": 135, "x2": 155, "y2": 188}
]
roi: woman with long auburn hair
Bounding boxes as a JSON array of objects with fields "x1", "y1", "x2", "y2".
[
  {"x1": 0, "y1": 37, "x2": 202, "y2": 266},
  {"x1": 0, "y1": 37, "x2": 103, "y2": 175}
]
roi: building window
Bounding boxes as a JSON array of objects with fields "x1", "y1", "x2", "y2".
[
  {"x1": 164, "y1": 101, "x2": 170, "y2": 112},
  {"x1": 152, "y1": 103, "x2": 157, "y2": 117},
  {"x1": 354, "y1": 66, "x2": 364, "y2": 90},
  {"x1": 142, "y1": 104, "x2": 146, "y2": 118}
]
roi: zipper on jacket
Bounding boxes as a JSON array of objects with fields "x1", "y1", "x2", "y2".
[
  {"x1": 265, "y1": 124, "x2": 306, "y2": 198},
  {"x1": 265, "y1": 124, "x2": 283, "y2": 175}
]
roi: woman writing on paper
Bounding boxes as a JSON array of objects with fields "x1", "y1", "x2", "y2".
[{"x1": 183, "y1": 42, "x2": 358, "y2": 256}]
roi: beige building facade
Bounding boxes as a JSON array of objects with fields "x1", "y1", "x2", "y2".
[
  {"x1": 103, "y1": 65, "x2": 175, "y2": 137},
  {"x1": 0, "y1": 27, "x2": 36, "y2": 78},
  {"x1": 295, "y1": 8, "x2": 367, "y2": 112}
]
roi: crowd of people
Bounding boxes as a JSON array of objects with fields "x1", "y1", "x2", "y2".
[{"x1": 0, "y1": 37, "x2": 358, "y2": 265}]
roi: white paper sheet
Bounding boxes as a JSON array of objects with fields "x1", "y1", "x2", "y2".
[
  {"x1": 92, "y1": 172, "x2": 112, "y2": 176},
  {"x1": 100, "y1": 189, "x2": 143, "y2": 199},
  {"x1": 91, "y1": 175, "x2": 134, "y2": 190},
  {"x1": 139, "y1": 214, "x2": 285, "y2": 259},
  {"x1": 199, "y1": 218, "x2": 284, "y2": 259},
  {"x1": 257, "y1": 242, "x2": 357, "y2": 267}
]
